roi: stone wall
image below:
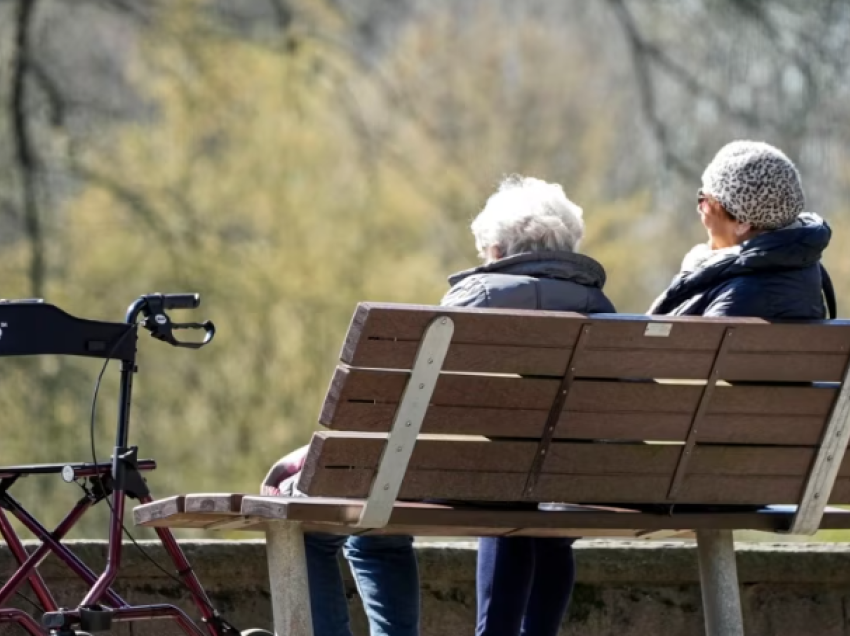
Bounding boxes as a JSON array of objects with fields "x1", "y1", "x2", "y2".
[{"x1": 1, "y1": 540, "x2": 849, "y2": 635}]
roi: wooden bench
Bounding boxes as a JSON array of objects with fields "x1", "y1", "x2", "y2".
[{"x1": 135, "y1": 302, "x2": 850, "y2": 636}]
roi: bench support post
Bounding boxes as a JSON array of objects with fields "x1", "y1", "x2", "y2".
[
  {"x1": 357, "y1": 316, "x2": 454, "y2": 528},
  {"x1": 696, "y1": 529, "x2": 744, "y2": 636},
  {"x1": 265, "y1": 521, "x2": 313, "y2": 636},
  {"x1": 788, "y1": 359, "x2": 850, "y2": 535}
]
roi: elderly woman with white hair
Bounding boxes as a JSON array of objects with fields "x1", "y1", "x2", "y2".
[
  {"x1": 442, "y1": 175, "x2": 615, "y2": 636},
  {"x1": 262, "y1": 175, "x2": 613, "y2": 636}
]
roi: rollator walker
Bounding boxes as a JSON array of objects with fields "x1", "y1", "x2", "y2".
[{"x1": 0, "y1": 293, "x2": 272, "y2": 636}]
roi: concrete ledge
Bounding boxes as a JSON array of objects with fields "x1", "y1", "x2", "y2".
[
  {"x1": 422, "y1": 540, "x2": 850, "y2": 584},
  {"x1": 1, "y1": 540, "x2": 849, "y2": 635}
]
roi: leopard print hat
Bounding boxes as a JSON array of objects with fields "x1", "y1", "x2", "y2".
[{"x1": 701, "y1": 140, "x2": 805, "y2": 230}]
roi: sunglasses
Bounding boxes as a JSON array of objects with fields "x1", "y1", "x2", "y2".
[{"x1": 697, "y1": 190, "x2": 740, "y2": 222}]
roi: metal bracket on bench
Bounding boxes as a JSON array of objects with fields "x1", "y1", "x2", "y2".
[
  {"x1": 787, "y1": 356, "x2": 850, "y2": 535},
  {"x1": 522, "y1": 323, "x2": 592, "y2": 498},
  {"x1": 356, "y1": 315, "x2": 454, "y2": 528},
  {"x1": 667, "y1": 327, "x2": 735, "y2": 501}
]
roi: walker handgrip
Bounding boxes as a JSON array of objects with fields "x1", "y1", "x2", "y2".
[{"x1": 162, "y1": 294, "x2": 200, "y2": 310}]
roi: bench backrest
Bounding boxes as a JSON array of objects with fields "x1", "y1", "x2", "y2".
[{"x1": 297, "y1": 303, "x2": 850, "y2": 530}]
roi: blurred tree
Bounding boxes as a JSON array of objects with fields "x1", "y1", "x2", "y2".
[
  {"x1": 0, "y1": 0, "x2": 848, "y2": 541},
  {"x1": 0, "y1": 0, "x2": 455, "y2": 536}
]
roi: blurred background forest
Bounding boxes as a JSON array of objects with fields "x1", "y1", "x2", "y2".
[{"x1": 1, "y1": 0, "x2": 850, "y2": 538}]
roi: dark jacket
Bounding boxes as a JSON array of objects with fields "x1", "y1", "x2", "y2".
[
  {"x1": 648, "y1": 213, "x2": 834, "y2": 319},
  {"x1": 441, "y1": 251, "x2": 616, "y2": 313}
]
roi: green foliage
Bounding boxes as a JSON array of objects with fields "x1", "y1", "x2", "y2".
[{"x1": 0, "y1": 3, "x2": 459, "y2": 537}]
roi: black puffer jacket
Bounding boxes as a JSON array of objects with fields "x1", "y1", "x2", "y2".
[{"x1": 649, "y1": 213, "x2": 835, "y2": 319}]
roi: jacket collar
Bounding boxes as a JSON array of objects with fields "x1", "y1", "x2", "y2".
[{"x1": 448, "y1": 250, "x2": 608, "y2": 289}]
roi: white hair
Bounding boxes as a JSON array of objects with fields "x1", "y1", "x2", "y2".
[{"x1": 471, "y1": 175, "x2": 585, "y2": 258}]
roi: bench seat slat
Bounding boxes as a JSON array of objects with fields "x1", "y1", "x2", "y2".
[
  {"x1": 133, "y1": 496, "x2": 850, "y2": 535},
  {"x1": 184, "y1": 493, "x2": 245, "y2": 513},
  {"x1": 245, "y1": 498, "x2": 850, "y2": 529}
]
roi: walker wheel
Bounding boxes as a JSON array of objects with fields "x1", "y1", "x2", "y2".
[{"x1": 241, "y1": 630, "x2": 274, "y2": 636}]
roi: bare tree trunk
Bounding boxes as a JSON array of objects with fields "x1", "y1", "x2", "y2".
[{"x1": 11, "y1": 0, "x2": 45, "y2": 299}]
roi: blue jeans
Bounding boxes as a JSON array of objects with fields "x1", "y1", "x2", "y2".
[
  {"x1": 476, "y1": 537, "x2": 576, "y2": 636},
  {"x1": 304, "y1": 532, "x2": 420, "y2": 636}
]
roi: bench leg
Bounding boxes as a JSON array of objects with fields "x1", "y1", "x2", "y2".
[
  {"x1": 696, "y1": 529, "x2": 744, "y2": 636},
  {"x1": 265, "y1": 522, "x2": 314, "y2": 636}
]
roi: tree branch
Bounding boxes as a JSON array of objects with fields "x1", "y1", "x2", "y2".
[
  {"x1": 606, "y1": 0, "x2": 700, "y2": 181},
  {"x1": 11, "y1": 0, "x2": 45, "y2": 298},
  {"x1": 27, "y1": 59, "x2": 66, "y2": 127}
]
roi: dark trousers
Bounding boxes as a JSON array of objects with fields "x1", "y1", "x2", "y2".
[{"x1": 476, "y1": 537, "x2": 577, "y2": 636}]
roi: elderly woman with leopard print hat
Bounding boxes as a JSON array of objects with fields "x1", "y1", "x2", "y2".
[{"x1": 649, "y1": 140, "x2": 836, "y2": 319}]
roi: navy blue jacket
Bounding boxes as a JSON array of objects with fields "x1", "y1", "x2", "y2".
[
  {"x1": 649, "y1": 213, "x2": 834, "y2": 319},
  {"x1": 441, "y1": 251, "x2": 616, "y2": 314}
]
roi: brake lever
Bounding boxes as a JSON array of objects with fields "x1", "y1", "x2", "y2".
[
  {"x1": 172, "y1": 320, "x2": 216, "y2": 348},
  {"x1": 144, "y1": 314, "x2": 216, "y2": 349}
]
